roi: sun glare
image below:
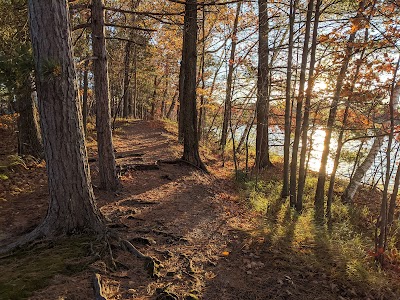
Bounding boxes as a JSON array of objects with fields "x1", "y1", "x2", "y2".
[{"x1": 314, "y1": 81, "x2": 327, "y2": 91}]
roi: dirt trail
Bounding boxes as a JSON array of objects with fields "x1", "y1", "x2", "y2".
[{"x1": 0, "y1": 120, "x2": 386, "y2": 299}]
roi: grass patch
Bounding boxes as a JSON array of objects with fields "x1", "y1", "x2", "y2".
[
  {"x1": 0, "y1": 236, "x2": 97, "y2": 300},
  {"x1": 236, "y1": 167, "x2": 400, "y2": 298}
]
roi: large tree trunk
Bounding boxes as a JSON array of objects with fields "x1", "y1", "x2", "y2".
[
  {"x1": 281, "y1": 0, "x2": 297, "y2": 198},
  {"x1": 181, "y1": 0, "x2": 206, "y2": 171},
  {"x1": 16, "y1": 81, "x2": 43, "y2": 158},
  {"x1": 289, "y1": 0, "x2": 314, "y2": 207},
  {"x1": 314, "y1": 0, "x2": 366, "y2": 222},
  {"x1": 255, "y1": 0, "x2": 272, "y2": 171},
  {"x1": 1, "y1": 0, "x2": 106, "y2": 253},
  {"x1": 92, "y1": 0, "x2": 119, "y2": 191},
  {"x1": 220, "y1": 1, "x2": 241, "y2": 149}
]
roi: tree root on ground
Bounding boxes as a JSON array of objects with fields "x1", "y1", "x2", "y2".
[
  {"x1": 88, "y1": 152, "x2": 144, "y2": 162},
  {"x1": 93, "y1": 273, "x2": 107, "y2": 300},
  {"x1": 121, "y1": 239, "x2": 160, "y2": 278}
]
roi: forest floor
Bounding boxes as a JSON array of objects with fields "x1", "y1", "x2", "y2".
[{"x1": 1, "y1": 116, "x2": 400, "y2": 300}]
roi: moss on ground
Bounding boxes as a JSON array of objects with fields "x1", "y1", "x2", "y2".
[{"x1": 0, "y1": 236, "x2": 96, "y2": 300}]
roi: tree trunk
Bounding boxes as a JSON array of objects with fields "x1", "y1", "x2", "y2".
[
  {"x1": 297, "y1": 0, "x2": 322, "y2": 212},
  {"x1": 161, "y1": 66, "x2": 169, "y2": 119},
  {"x1": 281, "y1": 0, "x2": 297, "y2": 198},
  {"x1": 92, "y1": 0, "x2": 119, "y2": 191},
  {"x1": 166, "y1": 89, "x2": 178, "y2": 120},
  {"x1": 341, "y1": 136, "x2": 383, "y2": 204},
  {"x1": 388, "y1": 156, "x2": 400, "y2": 224},
  {"x1": 198, "y1": 6, "x2": 206, "y2": 141},
  {"x1": 377, "y1": 57, "x2": 400, "y2": 264},
  {"x1": 314, "y1": 0, "x2": 366, "y2": 222},
  {"x1": 123, "y1": 41, "x2": 132, "y2": 119},
  {"x1": 327, "y1": 23, "x2": 370, "y2": 219},
  {"x1": 150, "y1": 75, "x2": 158, "y2": 120},
  {"x1": 255, "y1": 0, "x2": 272, "y2": 171},
  {"x1": 131, "y1": 44, "x2": 138, "y2": 118},
  {"x1": 4, "y1": 0, "x2": 106, "y2": 253},
  {"x1": 289, "y1": 0, "x2": 314, "y2": 207},
  {"x1": 16, "y1": 81, "x2": 43, "y2": 159},
  {"x1": 178, "y1": 59, "x2": 185, "y2": 142},
  {"x1": 82, "y1": 60, "x2": 89, "y2": 134},
  {"x1": 220, "y1": 1, "x2": 241, "y2": 149},
  {"x1": 181, "y1": 0, "x2": 206, "y2": 171}
]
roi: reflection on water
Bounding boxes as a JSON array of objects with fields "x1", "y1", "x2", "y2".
[{"x1": 237, "y1": 125, "x2": 400, "y2": 188}]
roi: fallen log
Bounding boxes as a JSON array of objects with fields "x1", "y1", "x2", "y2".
[
  {"x1": 88, "y1": 151, "x2": 144, "y2": 162},
  {"x1": 117, "y1": 162, "x2": 160, "y2": 174}
]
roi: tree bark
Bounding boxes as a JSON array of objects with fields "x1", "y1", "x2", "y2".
[
  {"x1": 3, "y1": 0, "x2": 106, "y2": 253},
  {"x1": 314, "y1": 0, "x2": 366, "y2": 222},
  {"x1": 82, "y1": 60, "x2": 89, "y2": 134},
  {"x1": 181, "y1": 0, "x2": 206, "y2": 171},
  {"x1": 178, "y1": 59, "x2": 185, "y2": 142},
  {"x1": 166, "y1": 89, "x2": 178, "y2": 120},
  {"x1": 198, "y1": 6, "x2": 206, "y2": 141},
  {"x1": 255, "y1": 0, "x2": 272, "y2": 171},
  {"x1": 220, "y1": 1, "x2": 241, "y2": 149},
  {"x1": 123, "y1": 41, "x2": 132, "y2": 119},
  {"x1": 327, "y1": 23, "x2": 370, "y2": 219},
  {"x1": 92, "y1": 0, "x2": 119, "y2": 191},
  {"x1": 15, "y1": 81, "x2": 43, "y2": 159},
  {"x1": 289, "y1": 0, "x2": 314, "y2": 207},
  {"x1": 281, "y1": 0, "x2": 297, "y2": 198},
  {"x1": 297, "y1": 0, "x2": 322, "y2": 212},
  {"x1": 132, "y1": 44, "x2": 138, "y2": 118}
]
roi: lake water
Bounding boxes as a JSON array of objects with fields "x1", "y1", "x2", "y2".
[{"x1": 237, "y1": 125, "x2": 400, "y2": 189}]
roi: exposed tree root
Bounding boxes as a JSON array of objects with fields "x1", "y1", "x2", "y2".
[
  {"x1": 160, "y1": 159, "x2": 209, "y2": 173},
  {"x1": 121, "y1": 239, "x2": 160, "y2": 278},
  {"x1": 93, "y1": 273, "x2": 107, "y2": 300}
]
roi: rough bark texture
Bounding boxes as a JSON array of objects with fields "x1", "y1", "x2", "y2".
[
  {"x1": 5, "y1": 0, "x2": 105, "y2": 252},
  {"x1": 181, "y1": 0, "x2": 206, "y2": 171},
  {"x1": 255, "y1": 0, "x2": 272, "y2": 171},
  {"x1": 92, "y1": 0, "x2": 119, "y2": 191},
  {"x1": 16, "y1": 84, "x2": 43, "y2": 158},
  {"x1": 341, "y1": 136, "x2": 383, "y2": 204}
]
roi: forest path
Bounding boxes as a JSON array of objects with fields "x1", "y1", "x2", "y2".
[{"x1": 1, "y1": 119, "x2": 379, "y2": 299}]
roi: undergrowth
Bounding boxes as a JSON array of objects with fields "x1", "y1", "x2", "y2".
[{"x1": 235, "y1": 164, "x2": 400, "y2": 298}]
